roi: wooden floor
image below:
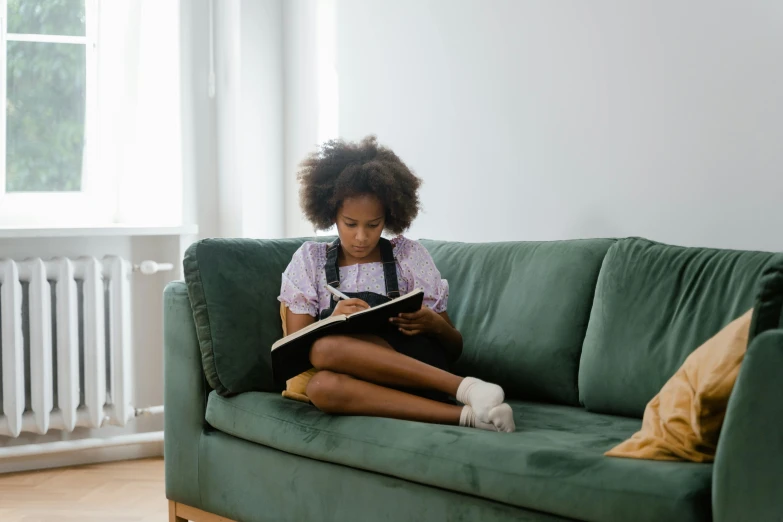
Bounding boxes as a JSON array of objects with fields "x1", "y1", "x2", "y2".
[{"x1": 0, "y1": 458, "x2": 168, "y2": 522}]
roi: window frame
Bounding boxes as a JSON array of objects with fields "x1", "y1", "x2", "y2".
[{"x1": 0, "y1": 0, "x2": 108, "y2": 227}]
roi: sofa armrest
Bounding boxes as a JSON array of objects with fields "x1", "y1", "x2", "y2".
[
  {"x1": 713, "y1": 329, "x2": 783, "y2": 522},
  {"x1": 164, "y1": 281, "x2": 209, "y2": 507}
]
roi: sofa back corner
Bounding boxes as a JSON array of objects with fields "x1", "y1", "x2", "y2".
[
  {"x1": 182, "y1": 237, "x2": 320, "y2": 396},
  {"x1": 579, "y1": 238, "x2": 777, "y2": 418}
]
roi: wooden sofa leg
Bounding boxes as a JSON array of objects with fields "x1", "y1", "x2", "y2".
[
  {"x1": 169, "y1": 500, "x2": 236, "y2": 522},
  {"x1": 169, "y1": 500, "x2": 186, "y2": 522}
]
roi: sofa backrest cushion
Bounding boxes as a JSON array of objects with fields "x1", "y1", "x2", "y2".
[
  {"x1": 749, "y1": 254, "x2": 783, "y2": 341},
  {"x1": 421, "y1": 239, "x2": 614, "y2": 405},
  {"x1": 184, "y1": 237, "x2": 327, "y2": 395},
  {"x1": 579, "y1": 238, "x2": 777, "y2": 418}
]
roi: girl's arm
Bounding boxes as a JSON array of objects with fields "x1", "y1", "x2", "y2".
[
  {"x1": 390, "y1": 239, "x2": 460, "y2": 357},
  {"x1": 285, "y1": 299, "x2": 371, "y2": 335},
  {"x1": 285, "y1": 308, "x2": 315, "y2": 335},
  {"x1": 391, "y1": 308, "x2": 463, "y2": 362}
]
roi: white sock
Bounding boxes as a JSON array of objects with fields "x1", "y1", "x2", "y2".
[
  {"x1": 459, "y1": 405, "x2": 494, "y2": 431},
  {"x1": 487, "y1": 403, "x2": 516, "y2": 433},
  {"x1": 456, "y1": 377, "x2": 504, "y2": 423},
  {"x1": 459, "y1": 405, "x2": 516, "y2": 433}
]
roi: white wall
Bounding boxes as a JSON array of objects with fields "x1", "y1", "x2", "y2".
[
  {"x1": 181, "y1": 0, "x2": 219, "y2": 240},
  {"x1": 283, "y1": 1, "x2": 320, "y2": 238},
  {"x1": 334, "y1": 0, "x2": 783, "y2": 250},
  {"x1": 214, "y1": 0, "x2": 285, "y2": 239},
  {"x1": 240, "y1": 0, "x2": 285, "y2": 238},
  {"x1": 283, "y1": 0, "x2": 339, "y2": 238}
]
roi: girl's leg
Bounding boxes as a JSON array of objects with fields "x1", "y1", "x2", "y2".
[
  {"x1": 309, "y1": 334, "x2": 515, "y2": 431},
  {"x1": 309, "y1": 334, "x2": 462, "y2": 396},
  {"x1": 306, "y1": 370, "x2": 462, "y2": 424}
]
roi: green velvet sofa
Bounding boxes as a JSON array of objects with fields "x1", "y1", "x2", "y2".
[{"x1": 164, "y1": 236, "x2": 783, "y2": 522}]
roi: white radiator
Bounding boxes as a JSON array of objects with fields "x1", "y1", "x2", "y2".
[{"x1": 0, "y1": 256, "x2": 140, "y2": 438}]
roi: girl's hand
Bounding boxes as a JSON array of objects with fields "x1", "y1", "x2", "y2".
[
  {"x1": 332, "y1": 298, "x2": 370, "y2": 317},
  {"x1": 389, "y1": 306, "x2": 445, "y2": 336}
]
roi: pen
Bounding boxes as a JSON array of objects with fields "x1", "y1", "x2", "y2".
[{"x1": 326, "y1": 284, "x2": 350, "y2": 301}]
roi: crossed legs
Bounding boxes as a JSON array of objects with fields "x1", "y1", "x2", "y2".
[{"x1": 305, "y1": 334, "x2": 515, "y2": 431}]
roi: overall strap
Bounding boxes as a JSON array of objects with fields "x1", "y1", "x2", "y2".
[
  {"x1": 324, "y1": 238, "x2": 341, "y2": 289},
  {"x1": 379, "y1": 238, "x2": 401, "y2": 298},
  {"x1": 323, "y1": 237, "x2": 401, "y2": 300}
]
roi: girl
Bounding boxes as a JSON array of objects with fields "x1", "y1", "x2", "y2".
[{"x1": 278, "y1": 136, "x2": 514, "y2": 432}]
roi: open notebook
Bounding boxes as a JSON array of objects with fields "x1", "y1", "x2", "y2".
[{"x1": 271, "y1": 288, "x2": 424, "y2": 383}]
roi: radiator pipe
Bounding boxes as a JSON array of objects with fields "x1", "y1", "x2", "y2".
[
  {"x1": 0, "y1": 431, "x2": 164, "y2": 459},
  {"x1": 134, "y1": 405, "x2": 164, "y2": 417}
]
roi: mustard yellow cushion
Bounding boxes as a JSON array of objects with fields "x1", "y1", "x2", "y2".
[
  {"x1": 279, "y1": 303, "x2": 316, "y2": 403},
  {"x1": 606, "y1": 309, "x2": 752, "y2": 462}
]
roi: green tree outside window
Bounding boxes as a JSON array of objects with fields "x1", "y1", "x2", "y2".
[{"x1": 6, "y1": 0, "x2": 87, "y2": 192}]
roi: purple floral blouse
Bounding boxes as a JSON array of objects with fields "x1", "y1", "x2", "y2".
[{"x1": 278, "y1": 236, "x2": 449, "y2": 317}]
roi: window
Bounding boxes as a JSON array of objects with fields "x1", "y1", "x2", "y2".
[
  {"x1": 5, "y1": 0, "x2": 94, "y2": 193},
  {"x1": 0, "y1": 0, "x2": 182, "y2": 228},
  {"x1": 0, "y1": 0, "x2": 106, "y2": 225}
]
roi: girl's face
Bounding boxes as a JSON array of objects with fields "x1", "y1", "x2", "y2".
[{"x1": 336, "y1": 194, "x2": 386, "y2": 260}]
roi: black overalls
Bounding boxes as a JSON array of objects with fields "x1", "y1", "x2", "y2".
[{"x1": 319, "y1": 237, "x2": 452, "y2": 401}]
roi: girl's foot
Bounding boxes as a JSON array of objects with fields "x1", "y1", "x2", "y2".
[
  {"x1": 459, "y1": 404, "x2": 516, "y2": 433},
  {"x1": 456, "y1": 377, "x2": 505, "y2": 422}
]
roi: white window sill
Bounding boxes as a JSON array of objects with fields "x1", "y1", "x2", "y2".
[{"x1": 0, "y1": 224, "x2": 198, "y2": 239}]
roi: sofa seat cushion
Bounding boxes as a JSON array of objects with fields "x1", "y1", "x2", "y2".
[{"x1": 205, "y1": 392, "x2": 712, "y2": 522}]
